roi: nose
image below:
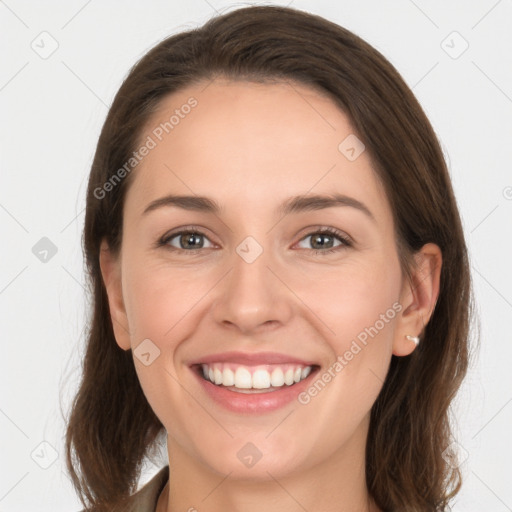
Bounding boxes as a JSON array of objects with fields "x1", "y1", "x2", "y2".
[{"x1": 211, "y1": 241, "x2": 294, "y2": 334}]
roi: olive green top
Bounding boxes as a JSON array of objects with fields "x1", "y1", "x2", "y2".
[{"x1": 126, "y1": 465, "x2": 169, "y2": 511}]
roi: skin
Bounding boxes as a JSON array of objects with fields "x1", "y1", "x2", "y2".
[{"x1": 100, "y1": 78, "x2": 441, "y2": 512}]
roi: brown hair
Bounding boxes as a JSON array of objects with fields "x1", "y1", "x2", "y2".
[{"x1": 65, "y1": 5, "x2": 475, "y2": 511}]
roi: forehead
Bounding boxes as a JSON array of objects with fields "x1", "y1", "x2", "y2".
[{"x1": 125, "y1": 79, "x2": 390, "y2": 224}]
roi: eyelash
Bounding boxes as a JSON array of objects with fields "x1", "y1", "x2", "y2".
[{"x1": 156, "y1": 226, "x2": 353, "y2": 256}]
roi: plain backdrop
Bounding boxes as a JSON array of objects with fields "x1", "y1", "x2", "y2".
[{"x1": 1, "y1": 1, "x2": 511, "y2": 510}]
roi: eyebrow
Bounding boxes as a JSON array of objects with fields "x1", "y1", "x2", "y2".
[{"x1": 142, "y1": 193, "x2": 376, "y2": 223}]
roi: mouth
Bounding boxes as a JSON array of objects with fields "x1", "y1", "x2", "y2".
[
  {"x1": 192, "y1": 362, "x2": 320, "y2": 393},
  {"x1": 189, "y1": 361, "x2": 321, "y2": 413}
]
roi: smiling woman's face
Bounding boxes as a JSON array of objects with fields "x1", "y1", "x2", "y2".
[{"x1": 100, "y1": 78, "x2": 436, "y2": 483}]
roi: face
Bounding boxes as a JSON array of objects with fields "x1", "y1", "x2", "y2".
[{"x1": 101, "y1": 78, "x2": 425, "y2": 481}]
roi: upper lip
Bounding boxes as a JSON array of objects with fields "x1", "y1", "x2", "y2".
[{"x1": 188, "y1": 351, "x2": 318, "y2": 367}]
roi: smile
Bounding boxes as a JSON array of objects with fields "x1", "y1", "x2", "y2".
[
  {"x1": 199, "y1": 363, "x2": 314, "y2": 391},
  {"x1": 190, "y1": 361, "x2": 321, "y2": 413}
]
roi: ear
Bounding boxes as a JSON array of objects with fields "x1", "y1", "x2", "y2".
[
  {"x1": 99, "y1": 238, "x2": 131, "y2": 350},
  {"x1": 393, "y1": 243, "x2": 442, "y2": 356}
]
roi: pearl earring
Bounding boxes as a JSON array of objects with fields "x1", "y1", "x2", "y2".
[{"x1": 405, "y1": 335, "x2": 420, "y2": 346}]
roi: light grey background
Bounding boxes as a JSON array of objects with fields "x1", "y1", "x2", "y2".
[{"x1": 1, "y1": 1, "x2": 511, "y2": 510}]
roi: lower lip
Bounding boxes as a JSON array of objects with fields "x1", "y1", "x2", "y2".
[{"x1": 191, "y1": 366, "x2": 319, "y2": 414}]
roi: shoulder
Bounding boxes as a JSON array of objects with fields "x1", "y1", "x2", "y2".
[
  {"x1": 76, "y1": 466, "x2": 170, "y2": 512},
  {"x1": 127, "y1": 465, "x2": 169, "y2": 511}
]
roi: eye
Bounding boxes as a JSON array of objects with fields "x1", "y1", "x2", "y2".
[
  {"x1": 295, "y1": 227, "x2": 352, "y2": 254},
  {"x1": 156, "y1": 226, "x2": 352, "y2": 255},
  {"x1": 158, "y1": 229, "x2": 215, "y2": 252}
]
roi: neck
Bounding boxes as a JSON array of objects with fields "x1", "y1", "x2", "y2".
[{"x1": 157, "y1": 420, "x2": 380, "y2": 512}]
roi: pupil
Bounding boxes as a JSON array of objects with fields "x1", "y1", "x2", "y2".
[
  {"x1": 312, "y1": 234, "x2": 332, "y2": 249},
  {"x1": 182, "y1": 233, "x2": 202, "y2": 249}
]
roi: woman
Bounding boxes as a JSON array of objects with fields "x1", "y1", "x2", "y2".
[{"x1": 65, "y1": 5, "x2": 474, "y2": 511}]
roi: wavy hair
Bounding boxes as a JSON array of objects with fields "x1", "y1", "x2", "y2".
[{"x1": 65, "y1": 5, "x2": 475, "y2": 511}]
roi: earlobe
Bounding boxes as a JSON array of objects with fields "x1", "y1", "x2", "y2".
[
  {"x1": 99, "y1": 239, "x2": 132, "y2": 351},
  {"x1": 393, "y1": 243, "x2": 442, "y2": 356}
]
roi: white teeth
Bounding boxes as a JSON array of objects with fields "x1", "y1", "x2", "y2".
[
  {"x1": 200, "y1": 363, "x2": 314, "y2": 390},
  {"x1": 214, "y1": 367, "x2": 223, "y2": 385},
  {"x1": 223, "y1": 367, "x2": 235, "y2": 386},
  {"x1": 252, "y1": 369, "x2": 271, "y2": 389},
  {"x1": 301, "y1": 366, "x2": 312, "y2": 379},
  {"x1": 234, "y1": 367, "x2": 252, "y2": 388},
  {"x1": 270, "y1": 368, "x2": 285, "y2": 387},
  {"x1": 284, "y1": 368, "x2": 295, "y2": 385}
]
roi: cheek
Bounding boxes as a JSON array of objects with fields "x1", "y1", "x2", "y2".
[
  {"x1": 292, "y1": 257, "x2": 402, "y2": 348},
  {"x1": 122, "y1": 259, "x2": 208, "y2": 342},
  {"x1": 122, "y1": 262, "x2": 207, "y2": 433},
  {"x1": 290, "y1": 256, "x2": 402, "y2": 421}
]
